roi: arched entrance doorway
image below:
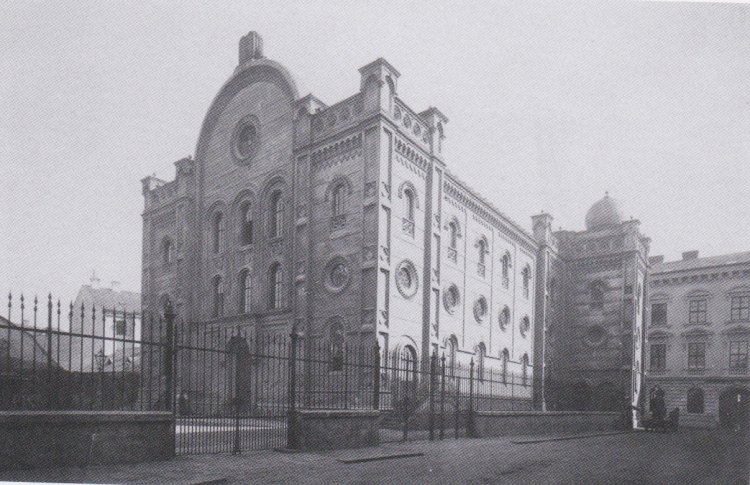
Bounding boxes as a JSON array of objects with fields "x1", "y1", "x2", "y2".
[
  {"x1": 227, "y1": 336, "x2": 252, "y2": 414},
  {"x1": 719, "y1": 387, "x2": 750, "y2": 431}
]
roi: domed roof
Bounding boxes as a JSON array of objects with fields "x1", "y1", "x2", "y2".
[{"x1": 585, "y1": 193, "x2": 624, "y2": 230}]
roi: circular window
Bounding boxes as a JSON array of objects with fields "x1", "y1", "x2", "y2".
[
  {"x1": 324, "y1": 257, "x2": 350, "y2": 293},
  {"x1": 473, "y1": 296, "x2": 488, "y2": 323},
  {"x1": 499, "y1": 306, "x2": 510, "y2": 330},
  {"x1": 519, "y1": 316, "x2": 531, "y2": 337},
  {"x1": 443, "y1": 284, "x2": 461, "y2": 313},
  {"x1": 585, "y1": 326, "x2": 607, "y2": 347},
  {"x1": 395, "y1": 260, "x2": 419, "y2": 298},
  {"x1": 231, "y1": 116, "x2": 260, "y2": 163}
]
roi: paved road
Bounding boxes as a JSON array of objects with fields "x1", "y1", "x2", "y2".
[{"x1": 2, "y1": 428, "x2": 748, "y2": 484}]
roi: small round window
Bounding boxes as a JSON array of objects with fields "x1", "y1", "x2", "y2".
[
  {"x1": 324, "y1": 257, "x2": 350, "y2": 294},
  {"x1": 395, "y1": 260, "x2": 419, "y2": 299},
  {"x1": 231, "y1": 116, "x2": 260, "y2": 163},
  {"x1": 443, "y1": 284, "x2": 461, "y2": 314},
  {"x1": 585, "y1": 325, "x2": 607, "y2": 347},
  {"x1": 474, "y1": 296, "x2": 488, "y2": 323}
]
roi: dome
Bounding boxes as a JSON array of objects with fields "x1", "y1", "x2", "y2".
[{"x1": 585, "y1": 193, "x2": 624, "y2": 230}]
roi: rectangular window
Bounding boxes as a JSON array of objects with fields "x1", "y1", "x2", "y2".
[
  {"x1": 650, "y1": 343, "x2": 666, "y2": 371},
  {"x1": 688, "y1": 299, "x2": 707, "y2": 324},
  {"x1": 687, "y1": 342, "x2": 706, "y2": 370},
  {"x1": 729, "y1": 340, "x2": 749, "y2": 370},
  {"x1": 114, "y1": 320, "x2": 126, "y2": 336},
  {"x1": 651, "y1": 303, "x2": 667, "y2": 326},
  {"x1": 731, "y1": 296, "x2": 750, "y2": 321}
]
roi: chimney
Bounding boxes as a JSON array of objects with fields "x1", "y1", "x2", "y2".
[
  {"x1": 239, "y1": 31, "x2": 264, "y2": 65},
  {"x1": 682, "y1": 251, "x2": 699, "y2": 261},
  {"x1": 90, "y1": 270, "x2": 101, "y2": 288},
  {"x1": 648, "y1": 255, "x2": 664, "y2": 265}
]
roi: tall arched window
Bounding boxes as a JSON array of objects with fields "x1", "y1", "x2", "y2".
[
  {"x1": 522, "y1": 353, "x2": 529, "y2": 386},
  {"x1": 448, "y1": 221, "x2": 458, "y2": 249},
  {"x1": 329, "y1": 321, "x2": 344, "y2": 371},
  {"x1": 239, "y1": 269, "x2": 251, "y2": 314},
  {"x1": 332, "y1": 184, "x2": 346, "y2": 217},
  {"x1": 212, "y1": 275, "x2": 224, "y2": 318},
  {"x1": 270, "y1": 190, "x2": 284, "y2": 238},
  {"x1": 269, "y1": 263, "x2": 283, "y2": 309},
  {"x1": 476, "y1": 343, "x2": 486, "y2": 381},
  {"x1": 590, "y1": 281, "x2": 605, "y2": 309},
  {"x1": 445, "y1": 336, "x2": 457, "y2": 377},
  {"x1": 502, "y1": 252, "x2": 511, "y2": 287},
  {"x1": 402, "y1": 345, "x2": 418, "y2": 379},
  {"x1": 522, "y1": 265, "x2": 531, "y2": 298},
  {"x1": 502, "y1": 348, "x2": 509, "y2": 384},
  {"x1": 403, "y1": 188, "x2": 415, "y2": 221},
  {"x1": 477, "y1": 239, "x2": 487, "y2": 265},
  {"x1": 212, "y1": 212, "x2": 225, "y2": 254},
  {"x1": 162, "y1": 238, "x2": 174, "y2": 265},
  {"x1": 687, "y1": 387, "x2": 704, "y2": 414},
  {"x1": 239, "y1": 201, "x2": 253, "y2": 246}
]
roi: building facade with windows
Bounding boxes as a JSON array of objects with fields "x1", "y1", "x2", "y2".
[
  {"x1": 140, "y1": 32, "x2": 537, "y2": 401},
  {"x1": 646, "y1": 251, "x2": 750, "y2": 429},
  {"x1": 532, "y1": 194, "x2": 650, "y2": 417}
]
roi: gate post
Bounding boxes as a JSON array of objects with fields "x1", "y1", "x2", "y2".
[
  {"x1": 287, "y1": 327, "x2": 300, "y2": 450},
  {"x1": 164, "y1": 301, "x2": 176, "y2": 413},
  {"x1": 402, "y1": 355, "x2": 410, "y2": 442},
  {"x1": 455, "y1": 376, "x2": 460, "y2": 439},
  {"x1": 429, "y1": 351, "x2": 436, "y2": 440},
  {"x1": 373, "y1": 343, "x2": 381, "y2": 410}
]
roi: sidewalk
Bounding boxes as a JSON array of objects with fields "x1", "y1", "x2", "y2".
[{"x1": 1, "y1": 429, "x2": 747, "y2": 484}]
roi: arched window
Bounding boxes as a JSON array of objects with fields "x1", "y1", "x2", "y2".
[
  {"x1": 329, "y1": 321, "x2": 344, "y2": 371},
  {"x1": 239, "y1": 269, "x2": 251, "y2": 314},
  {"x1": 476, "y1": 343, "x2": 486, "y2": 381},
  {"x1": 687, "y1": 387, "x2": 704, "y2": 414},
  {"x1": 445, "y1": 336, "x2": 457, "y2": 377},
  {"x1": 404, "y1": 188, "x2": 415, "y2": 221},
  {"x1": 476, "y1": 238, "x2": 488, "y2": 276},
  {"x1": 499, "y1": 306, "x2": 511, "y2": 330},
  {"x1": 590, "y1": 281, "x2": 605, "y2": 309},
  {"x1": 522, "y1": 265, "x2": 531, "y2": 298},
  {"x1": 211, "y1": 276, "x2": 224, "y2": 318},
  {"x1": 502, "y1": 252, "x2": 511, "y2": 287},
  {"x1": 402, "y1": 345, "x2": 418, "y2": 378},
  {"x1": 239, "y1": 201, "x2": 253, "y2": 246},
  {"x1": 269, "y1": 263, "x2": 283, "y2": 310},
  {"x1": 269, "y1": 190, "x2": 284, "y2": 238},
  {"x1": 502, "y1": 348, "x2": 509, "y2": 384},
  {"x1": 212, "y1": 212, "x2": 225, "y2": 254},
  {"x1": 162, "y1": 238, "x2": 174, "y2": 265},
  {"x1": 332, "y1": 183, "x2": 346, "y2": 217},
  {"x1": 522, "y1": 353, "x2": 529, "y2": 386},
  {"x1": 448, "y1": 221, "x2": 459, "y2": 249}
]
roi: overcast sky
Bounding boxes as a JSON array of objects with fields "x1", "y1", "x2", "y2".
[{"x1": 1, "y1": 0, "x2": 749, "y2": 304}]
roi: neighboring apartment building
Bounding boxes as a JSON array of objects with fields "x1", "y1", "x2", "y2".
[
  {"x1": 140, "y1": 32, "x2": 537, "y2": 402},
  {"x1": 67, "y1": 272, "x2": 141, "y2": 371},
  {"x1": 646, "y1": 251, "x2": 750, "y2": 429},
  {"x1": 533, "y1": 194, "x2": 650, "y2": 418}
]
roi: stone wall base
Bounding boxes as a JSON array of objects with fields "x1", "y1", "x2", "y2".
[
  {"x1": 473, "y1": 411, "x2": 620, "y2": 437},
  {"x1": 0, "y1": 411, "x2": 174, "y2": 471},
  {"x1": 292, "y1": 409, "x2": 379, "y2": 451}
]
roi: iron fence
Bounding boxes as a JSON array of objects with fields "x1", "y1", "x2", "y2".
[{"x1": 3, "y1": 291, "x2": 532, "y2": 453}]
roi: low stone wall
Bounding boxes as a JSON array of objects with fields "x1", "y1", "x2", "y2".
[
  {"x1": 293, "y1": 409, "x2": 379, "y2": 451},
  {"x1": 0, "y1": 411, "x2": 174, "y2": 470},
  {"x1": 472, "y1": 411, "x2": 620, "y2": 437}
]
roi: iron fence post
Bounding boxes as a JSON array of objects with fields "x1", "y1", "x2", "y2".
[
  {"x1": 455, "y1": 376, "x2": 460, "y2": 439},
  {"x1": 287, "y1": 327, "x2": 300, "y2": 450},
  {"x1": 468, "y1": 358, "x2": 475, "y2": 437},
  {"x1": 164, "y1": 302, "x2": 176, "y2": 413},
  {"x1": 373, "y1": 343, "x2": 380, "y2": 410},
  {"x1": 402, "y1": 356, "x2": 409, "y2": 442},
  {"x1": 46, "y1": 294, "x2": 54, "y2": 409},
  {"x1": 440, "y1": 354, "x2": 446, "y2": 440},
  {"x1": 429, "y1": 351, "x2": 436, "y2": 440},
  {"x1": 232, "y1": 346, "x2": 242, "y2": 455}
]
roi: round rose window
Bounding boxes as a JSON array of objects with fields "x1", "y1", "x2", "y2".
[
  {"x1": 474, "y1": 296, "x2": 488, "y2": 323},
  {"x1": 443, "y1": 284, "x2": 460, "y2": 313},
  {"x1": 324, "y1": 257, "x2": 350, "y2": 293},
  {"x1": 395, "y1": 260, "x2": 418, "y2": 298},
  {"x1": 231, "y1": 116, "x2": 260, "y2": 163}
]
